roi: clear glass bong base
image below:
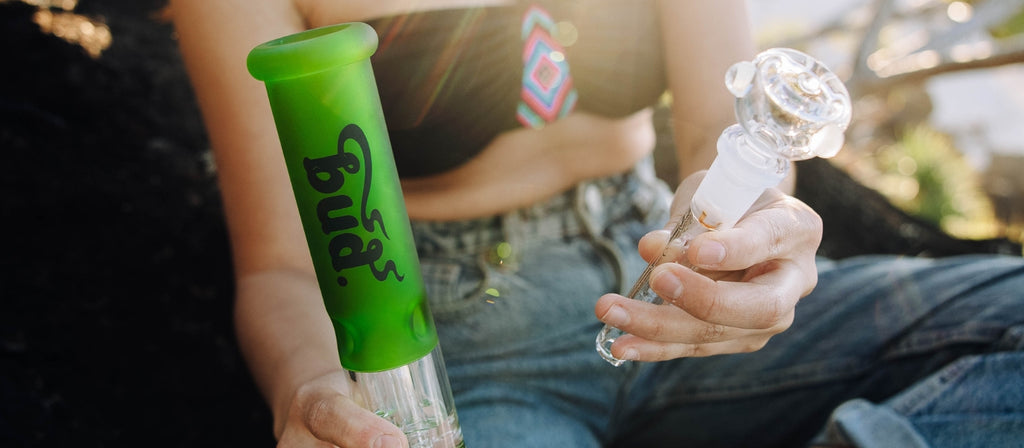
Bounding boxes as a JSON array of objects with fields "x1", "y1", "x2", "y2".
[
  {"x1": 351, "y1": 345, "x2": 465, "y2": 448},
  {"x1": 595, "y1": 210, "x2": 709, "y2": 366}
]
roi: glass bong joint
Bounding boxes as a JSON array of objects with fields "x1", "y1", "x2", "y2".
[{"x1": 596, "y1": 48, "x2": 853, "y2": 366}]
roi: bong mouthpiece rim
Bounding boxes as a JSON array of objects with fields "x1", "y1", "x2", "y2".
[{"x1": 248, "y1": 22, "x2": 379, "y2": 82}]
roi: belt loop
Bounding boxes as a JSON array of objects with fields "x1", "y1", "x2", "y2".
[
  {"x1": 629, "y1": 156, "x2": 674, "y2": 225},
  {"x1": 575, "y1": 181, "x2": 603, "y2": 237},
  {"x1": 574, "y1": 179, "x2": 628, "y2": 294}
]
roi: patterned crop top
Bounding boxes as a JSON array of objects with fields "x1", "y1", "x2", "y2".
[{"x1": 365, "y1": 0, "x2": 666, "y2": 177}]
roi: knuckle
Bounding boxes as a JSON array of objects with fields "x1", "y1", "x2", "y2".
[
  {"x1": 653, "y1": 344, "x2": 672, "y2": 361},
  {"x1": 689, "y1": 289, "x2": 720, "y2": 322},
  {"x1": 807, "y1": 208, "x2": 823, "y2": 234},
  {"x1": 699, "y1": 323, "x2": 726, "y2": 343},
  {"x1": 759, "y1": 197, "x2": 823, "y2": 259},
  {"x1": 746, "y1": 212, "x2": 787, "y2": 260},
  {"x1": 793, "y1": 199, "x2": 823, "y2": 245},
  {"x1": 303, "y1": 397, "x2": 336, "y2": 436},
  {"x1": 647, "y1": 316, "x2": 669, "y2": 339},
  {"x1": 774, "y1": 311, "x2": 796, "y2": 333},
  {"x1": 294, "y1": 381, "x2": 320, "y2": 403},
  {"x1": 799, "y1": 201, "x2": 823, "y2": 231},
  {"x1": 765, "y1": 217, "x2": 788, "y2": 259},
  {"x1": 770, "y1": 221, "x2": 782, "y2": 257},
  {"x1": 687, "y1": 343, "x2": 710, "y2": 357},
  {"x1": 759, "y1": 292, "x2": 786, "y2": 328},
  {"x1": 803, "y1": 267, "x2": 819, "y2": 297},
  {"x1": 741, "y1": 339, "x2": 770, "y2": 353}
]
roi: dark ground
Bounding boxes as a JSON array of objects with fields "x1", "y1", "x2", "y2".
[
  {"x1": 1, "y1": 0, "x2": 274, "y2": 446},
  {"x1": 0, "y1": 1, "x2": 1019, "y2": 447}
]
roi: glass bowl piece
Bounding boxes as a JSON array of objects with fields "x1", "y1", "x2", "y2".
[{"x1": 732, "y1": 48, "x2": 852, "y2": 160}]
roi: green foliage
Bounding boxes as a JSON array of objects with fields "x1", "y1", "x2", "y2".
[
  {"x1": 990, "y1": 6, "x2": 1024, "y2": 39},
  {"x1": 877, "y1": 125, "x2": 994, "y2": 234},
  {"x1": 940, "y1": 0, "x2": 1024, "y2": 39}
]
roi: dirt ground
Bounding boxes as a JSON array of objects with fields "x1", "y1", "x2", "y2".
[{"x1": 1, "y1": 1, "x2": 1019, "y2": 447}]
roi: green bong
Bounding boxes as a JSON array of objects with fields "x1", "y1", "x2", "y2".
[{"x1": 248, "y1": 23, "x2": 464, "y2": 447}]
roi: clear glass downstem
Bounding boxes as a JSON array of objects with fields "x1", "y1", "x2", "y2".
[{"x1": 596, "y1": 210, "x2": 710, "y2": 366}]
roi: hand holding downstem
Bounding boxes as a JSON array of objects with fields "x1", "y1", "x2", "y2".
[{"x1": 596, "y1": 48, "x2": 852, "y2": 366}]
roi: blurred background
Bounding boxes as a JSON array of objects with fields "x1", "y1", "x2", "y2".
[
  {"x1": 1, "y1": 0, "x2": 1022, "y2": 446},
  {"x1": 752, "y1": 0, "x2": 1024, "y2": 246}
]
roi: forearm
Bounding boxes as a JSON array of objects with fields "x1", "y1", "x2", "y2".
[
  {"x1": 658, "y1": 0, "x2": 756, "y2": 184},
  {"x1": 670, "y1": 119, "x2": 726, "y2": 183},
  {"x1": 234, "y1": 267, "x2": 342, "y2": 431}
]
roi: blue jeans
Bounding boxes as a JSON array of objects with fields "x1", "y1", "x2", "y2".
[{"x1": 409, "y1": 165, "x2": 1024, "y2": 448}]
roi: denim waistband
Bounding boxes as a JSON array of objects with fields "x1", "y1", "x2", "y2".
[{"x1": 410, "y1": 161, "x2": 670, "y2": 259}]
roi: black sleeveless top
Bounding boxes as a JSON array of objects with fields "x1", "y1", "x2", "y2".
[{"x1": 366, "y1": 0, "x2": 666, "y2": 177}]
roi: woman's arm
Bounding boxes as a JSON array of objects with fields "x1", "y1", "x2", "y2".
[{"x1": 169, "y1": 1, "x2": 404, "y2": 445}]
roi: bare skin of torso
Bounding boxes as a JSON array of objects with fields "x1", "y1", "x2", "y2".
[{"x1": 296, "y1": 0, "x2": 660, "y2": 221}]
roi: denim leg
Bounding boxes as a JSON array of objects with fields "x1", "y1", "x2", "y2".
[
  {"x1": 412, "y1": 170, "x2": 670, "y2": 447},
  {"x1": 611, "y1": 254, "x2": 1024, "y2": 448},
  {"x1": 814, "y1": 351, "x2": 1024, "y2": 448},
  {"x1": 427, "y1": 234, "x2": 630, "y2": 447}
]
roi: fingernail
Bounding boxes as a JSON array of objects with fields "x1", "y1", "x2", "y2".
[
  {"x1": 651, "y1": 269, "x2": 684, "y2": 302},
  {"x1": 622, "y1": 348, "x2": 639, "y2": 360},
  {"x1": 374, "y1": 435, "x2": 404, "y2": 448},
  {"x1": 601, "y1": 305, "x2": 630, "y2": 326},
  {"x1": 697, "y1": 240, "x2": 726, "y2": 266}
]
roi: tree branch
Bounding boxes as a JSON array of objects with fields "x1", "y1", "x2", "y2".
[{"x1": 851, "y1": 39, "x2": 1024, "y2": 96}]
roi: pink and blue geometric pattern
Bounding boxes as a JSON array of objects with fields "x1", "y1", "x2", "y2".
[{"x1": 517, "y1": 5, "x2": 577, "y2": 128}]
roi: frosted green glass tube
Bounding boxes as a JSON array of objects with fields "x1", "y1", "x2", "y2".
[{"x1": 248, "y1": 23, "x2": 463, "y2": 447}]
